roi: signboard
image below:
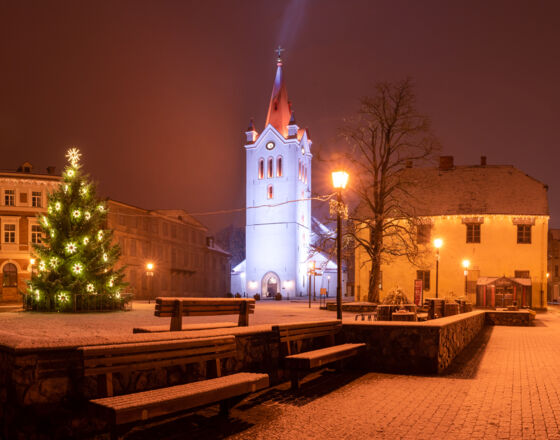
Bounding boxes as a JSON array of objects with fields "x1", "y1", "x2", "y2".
[
  {"x1": 414, "y1": 279, "x2": 423, "y2": 306},
  {"x1": 320, "y1": 288, "x2": 327, "y2": 296}
]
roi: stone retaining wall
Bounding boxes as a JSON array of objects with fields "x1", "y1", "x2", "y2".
[
  {"x1": 485, "y1": 309, "x2": 536, "y2": 326},
  {"x1": 342, "y1": 311, "x2": 486, "y2": 374}
]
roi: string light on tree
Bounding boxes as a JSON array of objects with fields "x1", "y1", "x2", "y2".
[
  {"x1": 66, "y1": 242, "x2": 77, "y2": 254},
  {"x1": 84, "y1": 211, "x2": 91, "y2": 220}
]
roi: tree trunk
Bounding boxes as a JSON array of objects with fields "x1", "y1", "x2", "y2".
[{"x1": 368, "y1": 261, "x2": 381, "y2": 303}]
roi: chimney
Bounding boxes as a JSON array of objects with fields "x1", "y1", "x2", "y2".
[
  {"x1": 439, "y1": 156, "x2": 454, "y2": 171},
  {"x1": 46, "y1": 166, "x2": 56, "y2": 175},
  {"x1": 480, "y1": 156, "x2": 487, "y2": 166},
  {"x1": 405, "y1": 160, "x2": 413, "y2": 168}
]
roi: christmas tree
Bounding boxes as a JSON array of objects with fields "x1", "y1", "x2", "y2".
[{"x1": 27, "y1": 148, "x2": 127, "y2": 312}]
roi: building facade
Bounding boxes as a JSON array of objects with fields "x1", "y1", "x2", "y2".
[
  {"x1": 548, "y1": 229, "x2": 560, "y2": 303},
  {"x1": 0, "y1": 163, "x2": 60, "y2": 301},
  {"x1": 355, "y1": 156, "x2": 549, "y2": 309},
  {"x1": 0, "y1": 163, "x2": 230, "y2": 301},
  {"x1": 107, "y1": 202, "x2": 230, "y2": 300}
]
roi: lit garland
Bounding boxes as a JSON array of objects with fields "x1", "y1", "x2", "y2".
[
  {"x1": 66, "y1": 168, "x2": 75, "y2": 178},
  {"x1": 42, "y1": 216, "x2": 49, "y2": 227},
  {"x1": 86, "y1": 283, "x2": 95, "y2": 293},
  {"x1": 83, "y1": 236, "x2": 89, "y2": 245},
  {"x1": 97, "y1": 230, "x2": 104, "y2": 241},
  {"x1": 84, "y1": 211, "x2": 91, "y2": 220},
  {"x1": 55, "y1": 202, "x2": 61, "y2": 211},
  {"x1": 38, "y1": 261, "x2": 46, "y2": 272},
  {"x1": 34, "y1": 289, "x2": 40, "y2": 300},
  {"x1": 80, "y1": 185, "x2": 88, "y2": 196},
  {"x1": 63, "y1": 184, "x2": 69, "y2": 193},
  {"x1": 58, "y1": 292, "x2": 69, "y2": 302},
  {"x1": 97, "y1": 204, "x2": 105, "y2": 212},
  {"x1": 103, "y1": 253, "x2": 108, "y2": 262},
  {"x1": 108, "y1": 276, "x2": 115, "y2": 287},
  {"x1": 50, "y1": 257, "x2": 59, "y2": 268},
  {"x1": 72, "y1": 210, "x2": 81, "y2": 219}
]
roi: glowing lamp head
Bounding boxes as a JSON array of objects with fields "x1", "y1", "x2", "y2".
[
  {"x1": 462, "y1": 259, "x2": 470, "y2": 269},
  {"x1": 434, "y1": 238, "x2": 443, "y2": 249},
  {"x1": 308, "y1": 260, "x2": 315, "y2": 270},
  {"x1": 30, "y1": 258, "x2": 35, "y2": 265},
  {"x1": 332, "y1": 171, "x2": 349, "y2": 189},
  {"x1": 146, "y1": 262, "x2": 154, "y2": 271}
]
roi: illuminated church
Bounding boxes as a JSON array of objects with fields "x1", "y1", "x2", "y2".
[{"x1": 231, "y1": 51, "x2": 342, "y2": 298}]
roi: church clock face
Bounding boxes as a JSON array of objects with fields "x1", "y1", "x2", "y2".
[{"x1": 266, "y1": 141, "x2": 275, "y2": 150}]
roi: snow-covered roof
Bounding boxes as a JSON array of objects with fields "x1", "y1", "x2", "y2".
[{"x1": 396, "y1": 164, "x2": 549, "y2": 217}]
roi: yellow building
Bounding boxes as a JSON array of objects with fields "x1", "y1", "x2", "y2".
[{"x1": 355, "y1": 156, "x2": 549, "y2": 309}]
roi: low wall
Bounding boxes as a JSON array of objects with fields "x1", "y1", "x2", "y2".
[
  {"x1": 342, "y1": 311, "x2": 486, "y2": 374},
  {"x1": 485, "y1": 309, "x2": 536, "y2": 326}
]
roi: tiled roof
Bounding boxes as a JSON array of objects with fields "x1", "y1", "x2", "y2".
[{"x1": 397, "y1": 165, "x2": 549, "y2": 216}]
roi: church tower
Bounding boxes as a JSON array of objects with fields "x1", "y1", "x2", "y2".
[{"x1": 244, "y1": 51, "x2": 312, "y2": 298}]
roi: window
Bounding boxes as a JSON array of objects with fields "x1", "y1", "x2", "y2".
[
  {"x1": 277, "y1": 157, "x2": 283, "y2": 177},
  {"x1": 31, "y1": 225, "x2": 41, "y2": 244},
  {"x1": 2, "y1": 263, "x2": 17, "y2": 287},
  {"x1": 32, "y1": 191, "x2": 42, "y2": 207},
  {"x1": 3, "y1": 224, "x2": 15, "y2": 243},
  {"x1": 417, "y1": 270, "x2": 430, "y2": 291},
  {"x1": 466, "y1": 224, "x2": 481, "y2": 243},
  {"x1": 267, "y1": 185, "x2": 273, "y2": 199},
  {"x1": 517, "y1": 225, "x2": 531, "y2": 244},
  {"x1": 298, "y1": 160, "x2": 302, "y2": 180},
  {"x1": 416, "y1": 224, "x2": 431, "y2": 244},
  {"x1": 129, "y1": 239, "x2": 136, "y2": 256},
  {"x1": 514, "y1": 270, "x2": 530, "y2": 278},
  {"x1": 4, "y1": 190, "x2": 15, "y2": 206},
  {"x1": 267, "y1": 157, "x2": 273, "y2": 178},
  {"x1": 258, "y1": 159, "x2": 264, "y2": 179}
]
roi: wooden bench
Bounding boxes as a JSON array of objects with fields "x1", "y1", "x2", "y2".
[
  {"x1": 272, "y1": 321, "x2": 366, "y2": 390},
  {"x1": 155, "y1": 297, "x2": 256, "y2": 331},
  {"x1": 80, "y1": 335, "x2": 268, "y2": 439}
]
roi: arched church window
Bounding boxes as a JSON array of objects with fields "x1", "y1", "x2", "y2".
[
  {"x1": 258, "y1": 159, "x2": 264, "y2": 179},
  {"x1": 304, "y1": 166, "x2": 307, "y2": 184},
  {"x1": 2, "y1": 263, "x2": 17, "y2": 287},
  {"x1": 277, "y1": 157, "x2": 283, "y2": 177},
  {"x1": 267, "y1": 185, "x2": 273, "y2": 199},
  {"x1": 298, "y1": 160, "x2": 302, "y2": 180},
  {"x1": 267, "y1": 157, "x2": 273, "y2": 178}
]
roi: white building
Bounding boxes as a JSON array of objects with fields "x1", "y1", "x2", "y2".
[{"x1": 232, "y1": 53, "x2": 345, "y2": 299}]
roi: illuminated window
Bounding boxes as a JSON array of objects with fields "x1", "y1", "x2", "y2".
[
  {"x1": 32, "y1": 191, "x2": 42, "y2": 207},
  {"x1": 4, "y1": 190, "x2": 15, "y2": 206},
  {"x1": 517, "y1": 225, "x2": 531, "y2": 244},
  {"x1": 267, "y1": 185, "x2": 273, "y2": 199},
  {"x1": 31, "y1": 225, "x2": 41, "y2": 244},
  {"x1": 466, "y1": 224, "x2": 481, "y2": 243},
  {"x1": 298, "y1": 160, "x2": 302, "y2": 180},
  {"x1": 2, "y1": 263, "x2": 17, "y2": 287},
  {"x1": 258, "y1": 159, "x2": 264, "y2": 179},
  {"x1": 416, "y1": 270, "x2": 430, "y2": 290},
  {"x1": 277, "y1": 157, "x2": 283, "y2": 177},
  {"x1": 267, "y1": 157, "x2": 273, "y2": 178},
  {"x1": 3, "y1": 224, "x2": 15, "y2": 243}
]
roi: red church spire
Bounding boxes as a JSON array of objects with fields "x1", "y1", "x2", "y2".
[{"x1": 265, "y1": 47, "x2": 292, "y2": 138}]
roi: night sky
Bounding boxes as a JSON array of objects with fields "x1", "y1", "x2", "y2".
[{"x1": 1, "y1": 1, "x2": 559, "y2": 233}]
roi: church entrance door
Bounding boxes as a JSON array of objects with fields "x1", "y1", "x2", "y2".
[{"x1": 261, "y1": 272, "x2": 280, "y2": 298}]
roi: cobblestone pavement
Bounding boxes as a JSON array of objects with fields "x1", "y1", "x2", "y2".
[{"x1": 130, "y1": 307, "x2": 560, "y2": 440}]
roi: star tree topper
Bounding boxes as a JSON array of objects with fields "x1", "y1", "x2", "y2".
[{"x1": 66, "y1": 147, "x2": 81, "y2": 167}]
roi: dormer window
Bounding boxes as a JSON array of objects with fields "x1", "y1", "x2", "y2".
[
  {"x1": 258, "y1": 159, "x2": 264, "y2": 179},
  {"x1": 267, "y1": 157, "x2": 273, "y2": 178},
  {"x1": 277, "y1": 157, "x2": 283, "y2": 177}
]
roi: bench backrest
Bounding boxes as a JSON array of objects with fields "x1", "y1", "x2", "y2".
[
  {"x1": 272, "y1": 320, "x2": 342, "y2": 355},
  {"x1": 80, "y1": 336, "x2": 237, "y2": 398},
  {"x1": 155, "y1": 298, "x2": 256, "y2": 317}
]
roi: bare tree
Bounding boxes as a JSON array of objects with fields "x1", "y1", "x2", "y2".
[{"x1": 342, "y1": 78, "x2": 440, "y2": 303}]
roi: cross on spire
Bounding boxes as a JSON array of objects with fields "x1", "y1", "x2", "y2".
[{"x1": 275, "y1": 46, "x2": 285, "y2": 62}]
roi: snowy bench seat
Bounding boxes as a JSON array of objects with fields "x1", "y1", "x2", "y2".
[
  {"x1": 154, "y1": 297, "x2": 256, "y2": 331},
  {"x1": 79, "y1": 335, "x2": 268, "y2": 439},
  {"x1": 272, "y1": 321, "x2": 366, "y2": 390},
  {"x1": 132, "y1": 321, "x2": 237, "y2": 333}
]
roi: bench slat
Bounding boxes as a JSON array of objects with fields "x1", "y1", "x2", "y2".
[
  {"x1": 91, "y1": 372, "x2": 269, "y2": 425},
  {"x1": 133, "y1": 322, "x2": 238, "y2": 333},
  {"x1": 85, "y1": 350, "x2": 237, "y2": 376},
  {"x1": 80, "y1": 336, "x2": 235, "y2": 357},
  {"x1": 285, "y1": 343, "x2": 366, "y2": 370}
]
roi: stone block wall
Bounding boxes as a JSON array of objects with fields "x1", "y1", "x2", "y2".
[{"x1": 485, "y1": 310, "x2": 536, "y2": 326}]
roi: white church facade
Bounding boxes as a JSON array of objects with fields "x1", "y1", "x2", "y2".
[{"x1": 231, "y1": 53, "x2": 345, "y2": 299}]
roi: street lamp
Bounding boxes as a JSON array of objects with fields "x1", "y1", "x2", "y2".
[
  {"x1": 434, "y1": 238, "x2": 443, "y2": 298},
  {"x1": 462, "y1": 259, "x2": 470, "y2": 297},
  {"x1": 332, "y1": 170, "x2": 349, "y2": 320},
  {"x1": 146, "y1": 262, "x2": 155, "y2": 303}
]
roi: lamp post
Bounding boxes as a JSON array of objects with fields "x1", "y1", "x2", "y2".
[
  {"x1": 462, "y1": 259, "x2": 470, "y2": 297},
  {"x1": 434, "y1": 238, "x2": 443, "y2": 298},
  {"x1": 146, "y1": 262, "x2": 154, "y2": 303},
  {"x1": 308, "y1": 261, "x2": 315, "y2": 308},
  {"x1": 332, "y1": 170, "x2": 349, "y2": 320}
]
